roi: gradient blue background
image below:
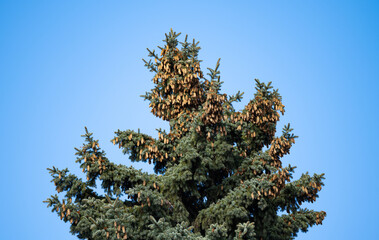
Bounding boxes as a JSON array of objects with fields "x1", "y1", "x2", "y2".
[{"x1": 1, "y1": 1, "x2": 378, "y2": 239}]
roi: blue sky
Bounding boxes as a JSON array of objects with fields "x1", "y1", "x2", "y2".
[{"x1": 1, "y1": 1, "x2": 378, "y2": 239}]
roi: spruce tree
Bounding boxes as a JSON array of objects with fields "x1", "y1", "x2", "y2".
[{"x1": 44, "y1": 29, "x2": 326, "y2": 240}]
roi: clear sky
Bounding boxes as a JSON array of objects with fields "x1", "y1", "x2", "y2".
[{"x1": 1, "y1": 1, "x2": 378, "y2": 239}]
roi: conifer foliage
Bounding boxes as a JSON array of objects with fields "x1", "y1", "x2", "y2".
[{"x1": 44, "y1": 30, "x2": 326, "y2": 240}]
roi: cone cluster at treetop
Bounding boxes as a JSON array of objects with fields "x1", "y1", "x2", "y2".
[{"x1": 44, "y1": 29, "x2": 326, "y2": 240}]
